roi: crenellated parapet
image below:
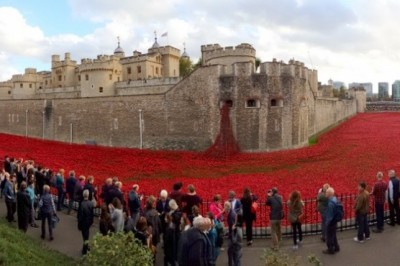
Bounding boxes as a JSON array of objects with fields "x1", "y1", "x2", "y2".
[
  {"x1": 221, "y1": 58, "x2": 316, "y2": 82},
  {"x1": 259, "y1": 59, "x2": 317, "y2": 81},
  {"x1": 201, "y1": 43, "x2": 256, "y2": 66},
  {"x1": 79, "y1": 55, "x2": 120, "y2": 72},
  {"x1": 51, "y1": 53, "x2": 77, "y2": 68},
  {"x1": 10, "y1": 68, "x2": 44, "y2": 83},
  {"x1": 148, "y1": 45, "x2": 181, "y2": 58}
]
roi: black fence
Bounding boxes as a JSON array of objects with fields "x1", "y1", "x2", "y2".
[
  {"x1": 53, "y1": 191, "x2": 388, "y2": 239},
  {"x1": 199, "y1": 194, "x2": 389, "y2": 238}
]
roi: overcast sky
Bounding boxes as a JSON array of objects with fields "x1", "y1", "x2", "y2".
[{"x1": 0, "y1": 0, "x2": 399, "y2": 92}]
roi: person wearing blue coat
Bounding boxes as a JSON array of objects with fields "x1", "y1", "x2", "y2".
[{"x1": 323, "y1": 187, "x2": 340, "y2": 255}]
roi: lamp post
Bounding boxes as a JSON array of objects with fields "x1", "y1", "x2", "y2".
[
  {"x1": 70, "y1": 123, "x2": 73, "y2": 144},
  {"x1": 42, "y1": 110, "x2": 45, "y2": 139},
  {"x1": 25, "y1": 109, "x2": 28, "y2": 137},
  {"x1": 139, "y1": 109, "x2": 143, "y2": 149}
]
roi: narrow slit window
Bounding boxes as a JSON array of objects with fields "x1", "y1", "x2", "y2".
[{"x1": 246, "y1": 99, "x2": 258, "y2": 108}]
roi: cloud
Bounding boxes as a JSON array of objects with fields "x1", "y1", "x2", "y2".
[
  {"x1": 2, "y1": 0, "x2": 400, "y2": 92},
  {"x1": 68, "y1": 0, "x2": 182, "y2": 24},
  {"x1": 0, "y1": 7, "x2": 45, "y2": 57},
  {"x1": 0, "y1": 52, "x2": 18, "y2": 81}
]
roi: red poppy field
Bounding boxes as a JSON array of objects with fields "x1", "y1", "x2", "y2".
[{"x1": 1, "y1": 112, "x2": 399, "y2": 203}]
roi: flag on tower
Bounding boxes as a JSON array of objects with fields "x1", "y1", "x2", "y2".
[{"x1": 161, "y1": 32, "x2": 168, "y2": 37}]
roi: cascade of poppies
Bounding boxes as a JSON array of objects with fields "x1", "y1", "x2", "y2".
[{"x1": 204, "y1": 103, "x2": 240, "y2": 158}]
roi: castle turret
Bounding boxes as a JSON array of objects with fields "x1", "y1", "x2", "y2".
[
  {"x1": 114, "y1": 37, "x2": 125, "y2": 58},
  {"x1": 52, "y1": 55, "x2": 60, "y2": 62},
  {"x1": 51, "y1": 53, "x2": 77, "y2": 88},
  {"x1": 181, "y1": 42, "x2": 189, "y2": 59},
  {"x1": 79, "y1": 54, "x2": 122, "y2": 97},
  {"x1": 151, "y1": 31, "x2": 160, "y2": 49},
  {"x1": 201, "y1": 43, "x2": 256, "y2": 68}
]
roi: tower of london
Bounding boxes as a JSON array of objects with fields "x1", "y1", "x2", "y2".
[{"x1": 0, "y1": 39, "x2": 366, "y2": 151}]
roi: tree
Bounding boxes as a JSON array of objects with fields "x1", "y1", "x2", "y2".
[
  {"x1": 80, "y1": 232, "x2": 153, "y2": 266},
  {"x1": 333, "y1": 86, "x2": 348, "y2": 99},
  {"x1": 193, "y1": 58, "x2": 202, "y2": 69},
  {"x1": 255, "y1": 57, "x2": 262, "y2": 71},
  {"x1": 179, "y1": 57, "x2": 194, "y2": 77}
]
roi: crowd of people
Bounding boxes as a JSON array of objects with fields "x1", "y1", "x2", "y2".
[
  {"x1": 315, "y1": 170, "x2": 400, "y2": 255},
  {"x1": 1, "y1": 155, "x2": 400, "y2": 265},
  {"x1": 0, "y1": 156, "x2": 97, "y2": 253}
]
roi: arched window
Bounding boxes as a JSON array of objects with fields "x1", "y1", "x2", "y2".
[
  {"x1": 220, "y1": 100, "x2": 233, "y2": 108},
  {"x1": 270, "y1": 98, "x2": 283, "y2": 107},
  {"x1": 225, "y1": 100, "x2": 233, "y2": 107}
]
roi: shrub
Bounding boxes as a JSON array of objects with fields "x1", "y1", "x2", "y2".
[
  {"x1": 263, "y1": 249, "x2": 322, "y2": 266},
  {"x1": 80, "y1": 232, "x2": 153, "y2": 266},
  {"x1": 263, "y1": 249, "x2": 300, "y2": 266}
]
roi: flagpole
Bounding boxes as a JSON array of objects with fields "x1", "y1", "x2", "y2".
[{"x1": 161, "y1": 32, "x2": 169, "y2": 46}]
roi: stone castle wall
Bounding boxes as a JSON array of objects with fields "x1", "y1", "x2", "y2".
[
  {"x1": 314, "y1": 98, "x2": 356, "y2": 133},
  {"x1": 0, "y1": 65, "x2": 224, "y2": 150},
  {"x1": 0, "y1": 59, "x2": 365, "y2": 152}
]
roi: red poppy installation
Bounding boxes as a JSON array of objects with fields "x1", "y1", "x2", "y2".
[{"x1": 0, "y1": 112, "x2": 398, "y2": 215}]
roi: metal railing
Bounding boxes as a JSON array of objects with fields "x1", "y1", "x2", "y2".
[
  {"x1": 198, "y1": 193, "x2": 388, "y2": 238},
  {"x1": 53, "y1": 190, "x2": 388, "y2": 239}
]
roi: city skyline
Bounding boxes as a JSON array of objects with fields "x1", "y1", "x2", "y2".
[{"x1": 1, "y1": 0, "x2": 400, "y2": 93}]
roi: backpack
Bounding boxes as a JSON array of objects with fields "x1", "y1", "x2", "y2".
[{"x1": 333, "y1": 201, "x2": 344, "y2": 223}]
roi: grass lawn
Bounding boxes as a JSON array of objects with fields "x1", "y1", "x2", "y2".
[{"x1": 0, "y1": 219, "x2": 75, "y2": 266}]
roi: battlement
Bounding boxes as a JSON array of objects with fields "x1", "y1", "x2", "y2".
[
  {"x1": 201, "y1": 43, "x2": 255, "y2": 55},
  {"x1": 51, "y1": 53, "x2": 77, "y2": 68},
  {"x1": 148, "y1": 45, "x2": 181, "y2": 57},
  {"x1": 10, "y1": 70, "x2": 44, "y2": 83},
  {"x1": 120, "y1": 52, "x2": 155, "y2": 64},
  {"x1": 6, "y1": 68, "x2": 39, "y2": 81},
  {"x1": 37, "y1": 71, "x2": 52, "y2": 77},
  {"x1": 0, "y1": 81, "x2": 12, "y2": 87},
  {"x1": 79, "y1": 55, "x2": 120, "y2": 72},
  {"x1": 80, "y1": 54, "x2": 118, "y2": 64},
  {"x1": 259, "y1": 59, "x2": 316, "y2": 80},
  {"x1": 11, "y1": 74, "x2": 23, "y2": 80},
  {"x1": 201, "y1": 43, "x2": 256, "y2": 66},
  {"x1": 25, "y1": 68, "x2": 37, "y2": 74}
]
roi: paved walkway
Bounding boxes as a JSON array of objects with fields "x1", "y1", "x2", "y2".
[{"x1": 2, "y1": 200, "x2": 399, "y2": 266}]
